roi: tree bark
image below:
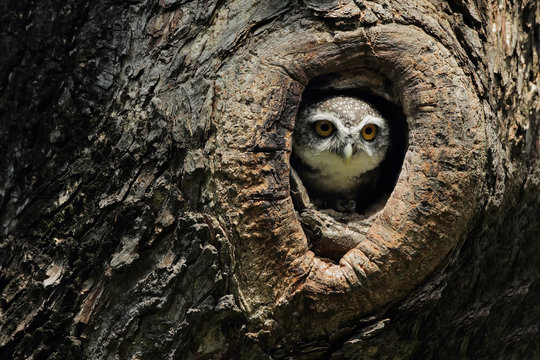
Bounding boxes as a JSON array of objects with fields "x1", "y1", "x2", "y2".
[{"x1": 1, "y1": 0, "x2": 539, "y2": 359}]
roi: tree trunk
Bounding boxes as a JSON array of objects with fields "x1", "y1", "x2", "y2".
[{"x1": 1, "y1": 0, "x2": 539, "y2": 359}]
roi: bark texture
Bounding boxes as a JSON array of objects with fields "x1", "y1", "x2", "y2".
[{"x1": 1, "y1": 0, "x2": 539, "y2": 359}]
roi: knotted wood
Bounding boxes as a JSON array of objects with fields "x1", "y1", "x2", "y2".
[{"x1": 0, "y1": 0, "x2": 538, "y2": 359}]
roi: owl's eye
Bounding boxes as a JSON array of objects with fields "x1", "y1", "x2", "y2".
[
  {"x1": 314, "y1": 120, "x2": 335, "y2": 137},
  {"x1": 361, "y1": 124, "x2": 378, "y2": 141}
]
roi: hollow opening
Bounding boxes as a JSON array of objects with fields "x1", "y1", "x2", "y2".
[{"x1": 290, "y1": 69, "x2": 408, "y2": 261}]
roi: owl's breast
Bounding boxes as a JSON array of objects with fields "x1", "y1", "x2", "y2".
[{"x1": 293, "y1": 146, "x2": 384, "y2": 196}]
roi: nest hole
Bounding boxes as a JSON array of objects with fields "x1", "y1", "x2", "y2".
[{"x1": 290, "y1": 70, "x2": 408, "y2": 261}]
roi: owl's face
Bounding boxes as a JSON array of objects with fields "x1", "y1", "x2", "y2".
[{"x1": 293, "y1": 96, "x2": 390, "y2": 175}]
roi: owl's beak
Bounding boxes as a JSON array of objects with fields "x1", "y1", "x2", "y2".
[{"x1": 343, "y1": 143, "x2": 353, "y2": 166}]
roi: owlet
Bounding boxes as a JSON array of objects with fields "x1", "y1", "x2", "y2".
[{"x1": 292, "y1": 96, "x2": 390, "y2": 212}]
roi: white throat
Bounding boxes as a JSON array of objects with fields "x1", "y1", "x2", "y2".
[{"x1": 294, "y1": 144, "x2": 384, "y2": 194}]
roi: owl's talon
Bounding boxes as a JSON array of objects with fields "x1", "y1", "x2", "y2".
[
  {"x1": 313, "y1": 198, "x2": 325, "y2": 209},
  {"x1": 346, "y1": 200, "x2": 356, "y2": 212},
  {"x1": 333, "y1": 199, "x2": 356, "y2": 213}
]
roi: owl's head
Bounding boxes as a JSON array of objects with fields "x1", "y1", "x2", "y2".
[{"x1": 293, "y1": 96, "x2": 390, "y2": 171}]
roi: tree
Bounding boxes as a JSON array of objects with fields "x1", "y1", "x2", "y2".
[{"x1": 1, "y1": 0, "x2": 539, "y2": 358}]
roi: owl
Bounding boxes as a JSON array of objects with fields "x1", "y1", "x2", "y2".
[{"x1": 292, "y1": 95, "x2": 391, "y2": 212}]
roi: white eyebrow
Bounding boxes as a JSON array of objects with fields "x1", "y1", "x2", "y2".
[
  {"x1": 306, "y1": 113, "x2": 385, "y2": 133},
  {"x1": 353, "y1": 115, "x2": 386, "y2": 132},
  {"x1": 308, "y1": 113, "x2": 344, "y2": 126}
]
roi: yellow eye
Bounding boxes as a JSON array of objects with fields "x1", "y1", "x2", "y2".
[
  {"x1": 361, "y1": 124, "x2": 377, "y2": 141},
  {"x1": 314, "y1": 120, "x2": 334, "y2": 137}
]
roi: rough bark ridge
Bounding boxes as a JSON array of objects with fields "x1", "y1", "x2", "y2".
[{"x1": 0, "y1": 0, "x2": 539, "y2": 359}]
